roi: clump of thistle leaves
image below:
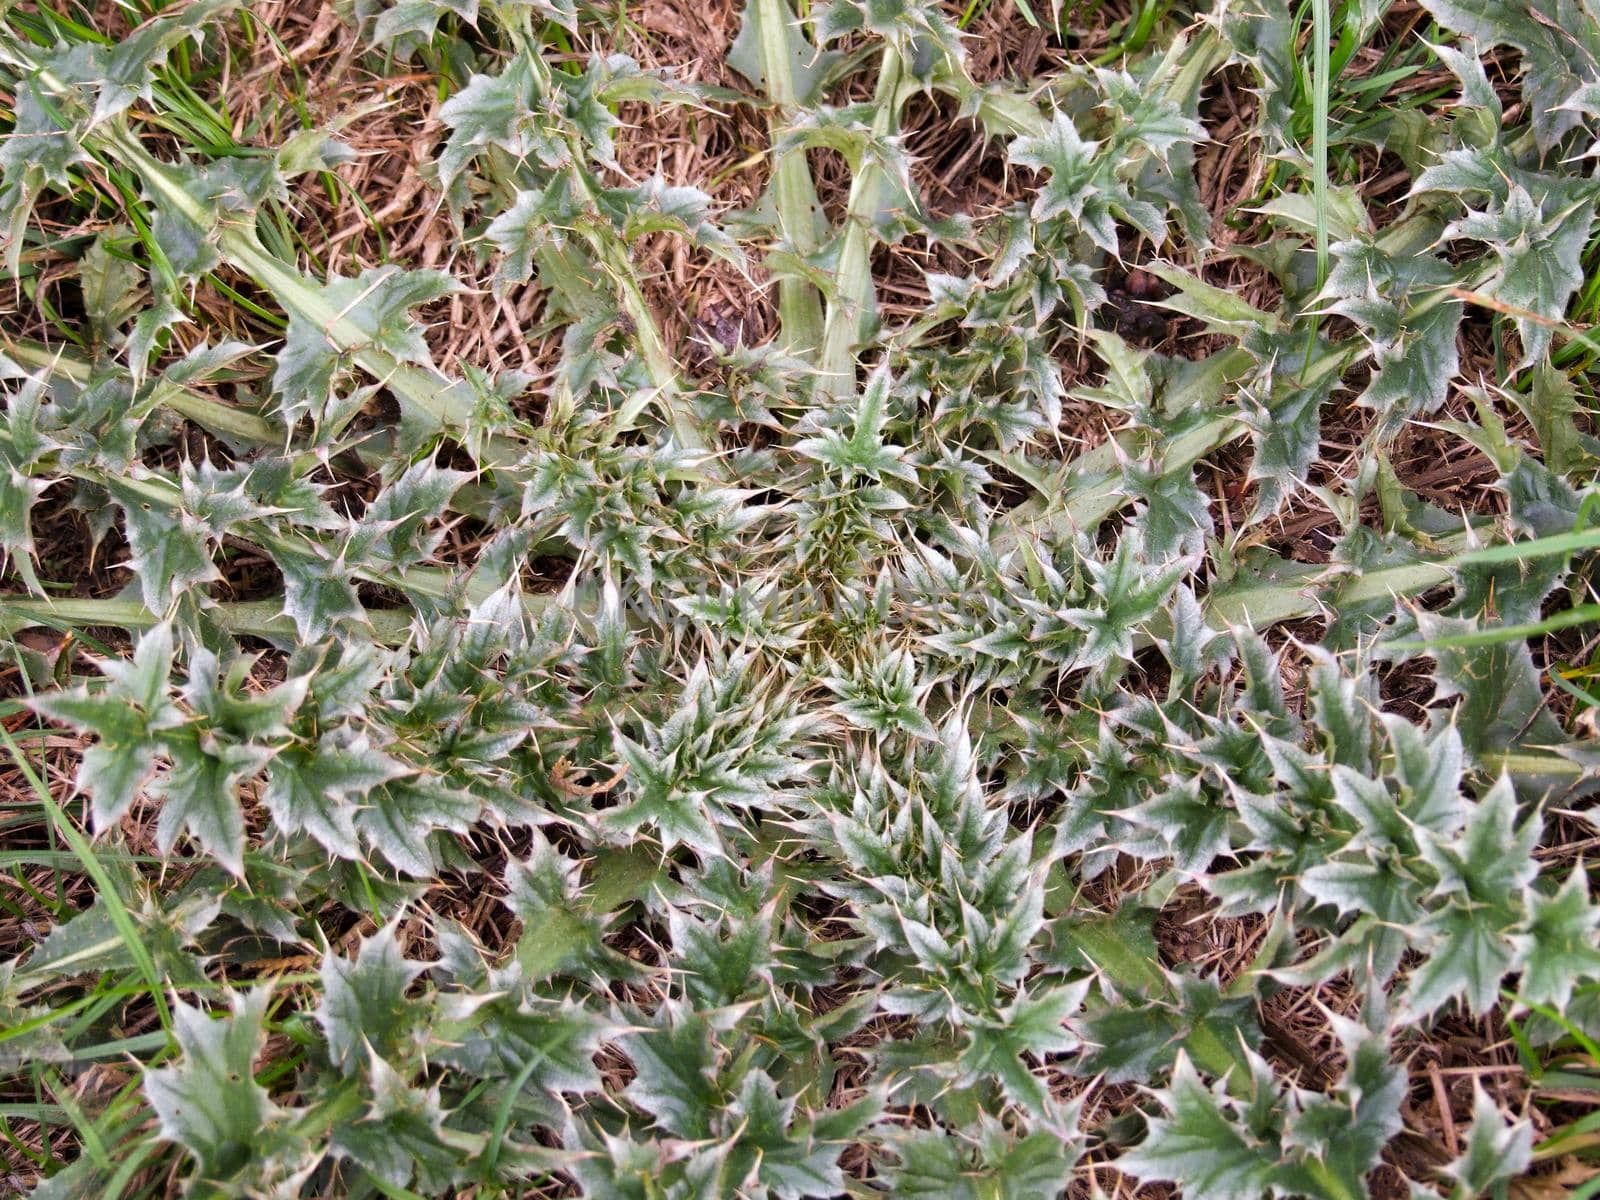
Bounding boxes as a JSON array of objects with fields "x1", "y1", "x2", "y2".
[{"x1": 2, "y1": 0, "x2": 1600, "y2": 1196}]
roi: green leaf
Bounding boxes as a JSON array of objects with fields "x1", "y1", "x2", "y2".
[
  {"x1": 1383, "y1": 715, "x2": 1468, "y2": 838},
  {"x1": 350, "y1": 458, "x2": 471, "y2": 570},
  {"x1": 31, "y1": 622, "x2": 179, "y2": 828},
  {"x1": 726, "y1": 1070, "x2": 872, "y2": 1200},
  {"x1": 622, "y1": 1001, "x2": 721, "y2": 1139},
  {"x1": 274, "y1": 268, "x2": 459, "y2": 423},
  {"x1": 1513, "y1": 868, "x2": 1600, "y2": 1009},
  {"x1": 823, "y1": 646, "x2": 938, "y2": 740},
  {"x1": 1323, "y1": 236, "x2": 1461, "y2": 428},
  {"x1": 88, "y1": 2, "x2": 229, "y2": 120},
  {"x1": 433, "y1": 990, "x2": 611, "y2": 1099},
  {"x1": 617, "y1": 178, "x2": 745, "y2": 268},
  {"x1": 669, "y1": 903, "x2": 775, "y2": 1008},
  {"x1": 1240, "y1": 367, "x2": 1332, "y2": 521},
  {"x1": 1075, "y1": 977, "x2": 1260, "y2": 1085},
  {"x1": 1120, "y1": 1053, "x2": 1279, "y2": 1200},
  {"x1": 107, "y1": 478, "x2": 221, "y2": 612},
  {"x1": 78, "y1": 230, "x2": 144, "y2": 349},
  {"x1": 1093, "y1": 61, "x2": 1210, "y2": 163},
  {"x1": 155, "y1": 728, "x2": 270, "y2": 877},
  {"x1": 1418, "y1": 0, "x2": 1600, "y2": 150},
  {"x1": 330, "y1": 1053, "x2": 462, "y2": 1192},
  {"x1": 1440, "y1": 1086, "x2": 1532, "y2": 1198},
  {"x1": 1445, "y1": 185, "x2": 1594, "y2": 366},
  {"x1": 483, "y1": 185, "x2": 565, "y2": 287},
  {"x1": 144, "y1": 986, "x2": 280, "y2": 1183},
  {"x1": 1301, "y1": 854, "x2": 1422, "y2": 926},
  {"x1": 1308, "y1": 652, "x2": 1378, "y2": 773},
  {"x1": 262, "y1": 731, "x2": 407, "y2": 859},
  {"x1": 880, "y1": 1112, "x2": 1082, "y2": 1200},
  {"x1": 793, "y1": 366, "x2": 916, "y2": 484},
  {"x1": 1121, "y1": 459, "x2": 1213, "y2": 560},
  {"x1": 436, "y1": 54, "x2": 563, "y2": 197},
  {"x1": 503, "y1": 832, "x2": 614, "y2": 980},
  {"x1": 318, "y1": 923, "x2": 428, "y2": 1073},
  {"x1": 1408, "y1": 611, "x2": 1566, "y2": 763},
  {"x1": 273, "y1": 543, "x2": 368, "y2": 640},
  {"x1": 0, "y1": 78, "x2": 90, "y2": 277},
  {"x1": 1215, "y1": 0, "x2": 1295, "y2": 148},
  {"x1": 1291, "y1": 1013, "x2": 1404, "y2": 1190},
  {"x1": 1406, "y1": 903, "x2": 1519, "y2": 1018},
  {"x1": 1421, "y1": 774, "x2": 1539, "y2": 901},
  {"x1": 369, "y1": 0, "x2": 478, "y2": 59},
  {"x1": 812, "y1": 0, "x2": 963, "y2": 79},
  {"x1": 1514, "y1": 362, "x2": 1599, "y2": 476},
  {"x1": 958, "y1": 982, "x2": 1086, "y2": 1114},
  {"x1": 601, "y1": 727, "x2": 723, "y2": 854},
  {"x1": 1399, "y1": 776, "x2": 1537, "y2": 1015},
  {"x1": 24, "y1": 888, "x2": 217, "y2": 984},
  {"x1": 1065, "y1": 536, "x2": 1191, "y2": 672},
  {"x1": 1009, "y1": 114, "x2": 1122, "y2": 255},
  {"x1": 355, "y1": 778, "x2": 480, "y2": 877}
]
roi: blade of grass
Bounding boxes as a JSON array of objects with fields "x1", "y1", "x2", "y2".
[
  {"x1": 1458, "y1": 527, "x2": 1600, "y2": 565},
  {"x1": 1386, "y1": 604, "x2": 1600, "y2": 652},
  {"x1": 0, "y1": 724, "x2": 173, "y2": 1036},
  {"x1": 39, "y1": 1067, "x2": 113, "y2": 1173}
]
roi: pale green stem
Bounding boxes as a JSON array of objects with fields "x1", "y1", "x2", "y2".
[
  {"x1": 0, "y1": 437, "x2": 507, "y2": 616},
  {"x1": 1202, "y1": 553, "x2": 1458, "y2": 631},
  {"x1": 818, "y1": 44, "x2": 903, "y2": 400},
  {"x1": 757, "y1": 0, "x2": 826, "y2": 356},
  {"x1": 0, "y1": 583, "x2": 556, "y2": 644},
  {"x1": 1310, "y1": 0, "x2": 1332, "y2": 289},
  {"x1": 995, "y1": 346, "x2": 1261, "y2": 549},
  {"x1": 3, "y1": 337, "x2": 282, "y2": 446},
  {"x1": 592, "y1": 235, "x2": 707, "y2": 452},
  {"x1": 0, "y1": 596, "x2": 309, "y2": 640},
  {"x1": 97, "y1": 126, "x2": 488, "y2": 438}
]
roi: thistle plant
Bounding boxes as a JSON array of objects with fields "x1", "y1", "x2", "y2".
[{"x1": 3, "y1": 0, "x2": 1600, "y2": 1196}]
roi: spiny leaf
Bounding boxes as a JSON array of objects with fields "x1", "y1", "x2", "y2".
[
  {"x1": 319, "y1": 923, "x2": 428, "y2": 1073},
  {"x1": 1120, "y1": 1053, "x2": 1279, "y2": 1200},
  {"x1": 145, "y1": 986, "x2": 283, "y2": 1183},
  {"x1": 262, "y1": 731, "x2": 408, "y2": 859},
  {"x1": 1418, "y1": 0, "x2": 1600, "y2": 150}
]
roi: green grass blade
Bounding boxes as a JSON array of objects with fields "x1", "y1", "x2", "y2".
[
  {"x1": 1386, "y1": 604, "x2": 1600, "y2": 652},
  {"x1": 0, "y1": 724, "x2": 172, "y2": 1035}
]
